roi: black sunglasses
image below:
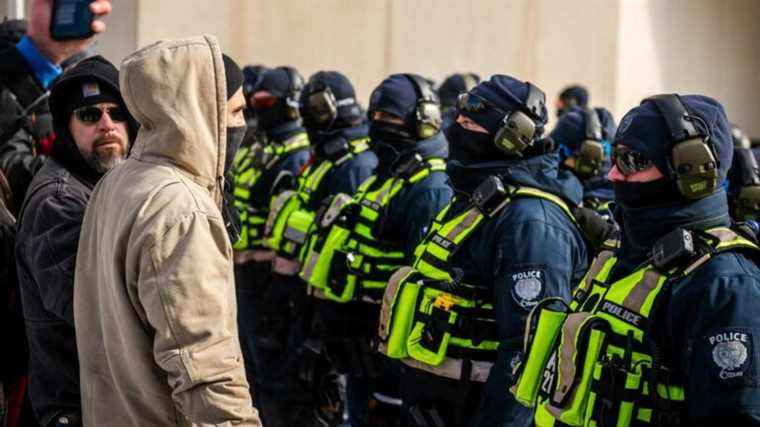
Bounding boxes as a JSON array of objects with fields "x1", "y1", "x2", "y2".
[
  {"x1": 456, "y1": 92, "x2": 507, "y2": 115},
  {"x1": 73, "y1": 106, "x2": 128, "y2": 124},
  {"x1": 612, "y1": 146, "x2": 654, "y2": 176}
]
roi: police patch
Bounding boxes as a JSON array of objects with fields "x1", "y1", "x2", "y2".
[
  {"x1": 707, "y1": 328, "x2": 753, "y2": 382},
  {"x1": 509, "y1": 266, "x2": 545, "y2": 309}
]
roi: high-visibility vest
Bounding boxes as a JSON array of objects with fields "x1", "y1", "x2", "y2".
[
  {"x1": 264, "y1": 137, "x2": 371, "y2": 275},
  {"x1": 511, "y1": 227, "x2": 760, "y2": 426},
  {"x1": 232, "y1": 132, "x2": 309, "y2": 251},
  {"x1": 376, "y1": 181, "x2": 579, "y2": 383},
  {"x1": 299, "y1": 157, "x2": 447, "y2": 303}
]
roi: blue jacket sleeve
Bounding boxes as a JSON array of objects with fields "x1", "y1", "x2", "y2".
[
  {"x1": 474, "y1": 198, "x2": 587, "y2": 426},
  {"x1": 15, "y1": 36, "x2": 62, "y2": 89},
  {"x1": 668, "y1": 253, "x2": 760, "y2": 425}
]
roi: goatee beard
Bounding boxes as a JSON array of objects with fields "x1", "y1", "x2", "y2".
[{"x1": 88, "y1": 136, "x2": 129, "y2": 173}]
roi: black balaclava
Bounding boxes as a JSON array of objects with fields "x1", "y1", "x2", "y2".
[
  {"x1": 445, "y1": 74, "x2": 549, "y2": 192},
  {"x1": 610, "y1": 94, "x2": 734, "y2": 273},
  {"x1": 251, "y1": 66, "x2": 303, "y2": 139},
  {"x1": 299, "y1": 70, "x2": 363, "y2": 152},
  {"x1": 48, "y1": 55, "x2": 138, "y2": 187},
  {"x1": 367, "y1": 74, "x2": 430, "y2": 171},
  {"x1": 221, "y1": 53, "x2": 245, "y2": 242}
]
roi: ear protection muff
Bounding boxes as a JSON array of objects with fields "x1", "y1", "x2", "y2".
[
  {"x1": 575, "y1": 108, "x2": 606, "y2": 177},
  {"x1": 645, "y1": 94, "x2": 718, "y2": 200},
  {"x1": 304, "y1": 78, "x2": 338, "y2": 126},
  {"x1": 405, "y1": 74, "x2": 442, "y2": 139},
  {"x1": 493, "y1": 82, "x2": 546, "y2": 156},
  {"x1": 280, "y1": 66, "x2": 304, "y2": 121},
  {"x1": 732, "y1": 148, "x2": 760, "y2": 220}
]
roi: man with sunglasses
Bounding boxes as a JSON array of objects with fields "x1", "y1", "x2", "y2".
[
  {"x1": 14, "y1": 55, "x2": 136, "y2": 427},
  {"x1": 514, "y1": 95, "x2": 760, "y2": 426},
  {"x1": 377, "y1": 75, "x2": 589, "y2": 426}
]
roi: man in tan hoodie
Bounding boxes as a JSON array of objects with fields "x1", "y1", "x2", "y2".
[{"x1": 73, "y1": 35, "x2": 261, "y2": 426}]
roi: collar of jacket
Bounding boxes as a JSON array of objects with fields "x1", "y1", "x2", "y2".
[
  {"x1": 376, "y1": 131, "x2": 448, "y2": 177},
  {"x1": 447, "y1": 151, "x2": 584, "y2": 206},
  {"x1": 312, "y1": 123, "x2": 368, "y2": 161},
  {"x1": 119, "y1": 35, "x2": 228, "y2": 207},
  {"x1": 613, "y1": 190, "x2": 731, "y2": 274},
  {"x1": 50, "y1": 134, "x2": 102, "y2": 188},
  {"x1": 266, "y1": 120, "x2": 304, "y2": 143}
]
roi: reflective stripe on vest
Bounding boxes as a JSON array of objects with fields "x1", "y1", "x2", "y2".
[
  {"x1": 310, "y1": 158, "x2": 446, "y2": 303},
  {"x1": 232, "y1": 133, "x2": 309, "y2": 250},
  {"x1": 379, "y1": 185, "x2": 579, "y2": 382},
  {"x1": 519, "y1": 227, "x2": 760, "y2": 427}
]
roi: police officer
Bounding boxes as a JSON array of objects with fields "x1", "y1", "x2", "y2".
[
  {"x1": 514, "y1": 94, "x2": 760, "y2": 426},
  {"x1": 726, "y1": 123, "x2": 760, "y2": 221},
  {"x1": 437, "y1": 73, "x2": 480, "y2": 130},
  {"x1": 555, "y1": 84, "x2": 589, "y2": 118},
  {"x1": 374, "y1": 75, "x2": 589, "y2": 426},
  {"x1": 550, "y1": 106, "x2": 617, "y2": 215},
  {"x1": 230, "y1": 65, "x2": 310, "y2": 424},
  {"x1": 261, "y1": 70, "x2": 378, "y2": 425},
  {"x1": 298, "y1": 73, "x2": 452, "y2": 425}
]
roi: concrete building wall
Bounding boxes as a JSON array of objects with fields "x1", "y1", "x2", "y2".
[{"x1": 6, "y1": 0, "x2": 760, "y2": 136}]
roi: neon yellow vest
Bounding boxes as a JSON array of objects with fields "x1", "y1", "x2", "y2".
[
  {"x1": 299, "y1": 157, "x2": 446, "y2": 303},
  {"x1": 511, "y1": 227, "x2": 760, "y2": 427},
  {"x1": 376, "y1": 185, "x2": 578, "y2": 382},
  {"x1": 232, "y1": 133, "x2": 309, "y2": 250},
  {"x1": 264, "y1": 137, "x2": 370, "y2": 274}
]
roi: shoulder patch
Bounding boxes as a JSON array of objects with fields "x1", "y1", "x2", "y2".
[
  {"x1": 508, "y1": 265, "x2": 546, "y2": 309},
  {"x1": 707, "y1": 328, "x2": 753, "y2": 382}
]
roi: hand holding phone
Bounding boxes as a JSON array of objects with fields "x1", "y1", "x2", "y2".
[{"x1": 26, "y1": 0, "x2": 112, "y2": 65}]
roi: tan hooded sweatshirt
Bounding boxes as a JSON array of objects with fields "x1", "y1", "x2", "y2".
[{"x1": 74, "y1": 35, "x2": 261, "y2": 426}]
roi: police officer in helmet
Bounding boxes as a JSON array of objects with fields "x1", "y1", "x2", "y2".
[
  {"x1": 300, "y1": 73, "x2": 452, "y2": 425},
  {"x1": 263, "y1": 70, "x2": 378, "y2": 425},
  {"x1": 515, "y1": 94, "x2": 760, "y2": 426},
  {"x1": 550, "y1": 106, "x2": 617, "y2": 215},
  {"x1": 231, "y1": 65, "x2": 311, "y2": 425},
  {"x1": 377, "y1": 75, "x2": 589, "y2": 426},
  {"x1": 726, "y1": 123, "x2": 760, "y2": 221}
]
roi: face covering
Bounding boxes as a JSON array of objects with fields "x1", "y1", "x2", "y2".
[
  {"x1": 221, "y1": 125, "x2": 246, "y2": 243},
  {"x1": 369, "y1": 120, "x2": 416, "y2": 146},
  {"x1": 613, "y1": 178, "x2": 682, "y2": 208},
  {"x1": 445, "y1": 121, "x2": 501, "y2": 163},
  {"x1": 255, "y1": 99, "x2": 290, "y2": 134}
]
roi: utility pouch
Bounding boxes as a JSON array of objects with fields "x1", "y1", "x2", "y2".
[
  {"x1": 324, "y1": 250, "x2": 361, "y2": 302},
  {"x1": 264, "y1": 190, "x2": 300, "y2": 251},
  {"x1": 299, "y1": 222, "x2": 352, "y2": 290},
  {"x1": 511, "y1": 298, "x2": 570, "y2": 408},
  {"x1": 584, "y1": 355, "x2": 645, "y2": 427},
  {"x1": 406, "y1": 287, "x2": 461, "y2": 367},
  {"x1": 377, "y1": 267, "x2": 420, "y2": 359},
  {"x1": 536, "y1": 313, "x2": 610, "y2": 426}
]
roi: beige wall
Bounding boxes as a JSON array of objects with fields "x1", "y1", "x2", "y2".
[{"x1": 26, "y1": 0, "x2": 760, "y2": 137}]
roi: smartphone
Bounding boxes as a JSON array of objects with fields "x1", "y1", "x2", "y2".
[{"x1": 50, "y1": 0, "x2": 94, "y2": 40}]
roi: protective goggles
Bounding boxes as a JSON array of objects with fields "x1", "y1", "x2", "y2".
[
  {"x1": 612, "y1": 146, "x2": 654, "y2": 176},
  {"x1": 252, "y1": 91, "x2": 279, "y2": 110},
  {"x1": 73, "y1": 105, "x2": 128, "y2": 124},
  {"x1": 456, "y1": 92, "x2": 506, "y2": 115}
]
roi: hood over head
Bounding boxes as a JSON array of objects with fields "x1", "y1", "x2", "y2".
[{"x1": 120, "y1": 35, "x2": 228, "y2": 205}]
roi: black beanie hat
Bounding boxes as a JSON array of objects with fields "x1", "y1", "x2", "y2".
[{"x1": 222, "y1": 54, "x2": 243, "y2": 100}]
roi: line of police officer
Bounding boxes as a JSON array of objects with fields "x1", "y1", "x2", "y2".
[{"x1": 230, "y1": 65, "x2": 760, "y2": 426}]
